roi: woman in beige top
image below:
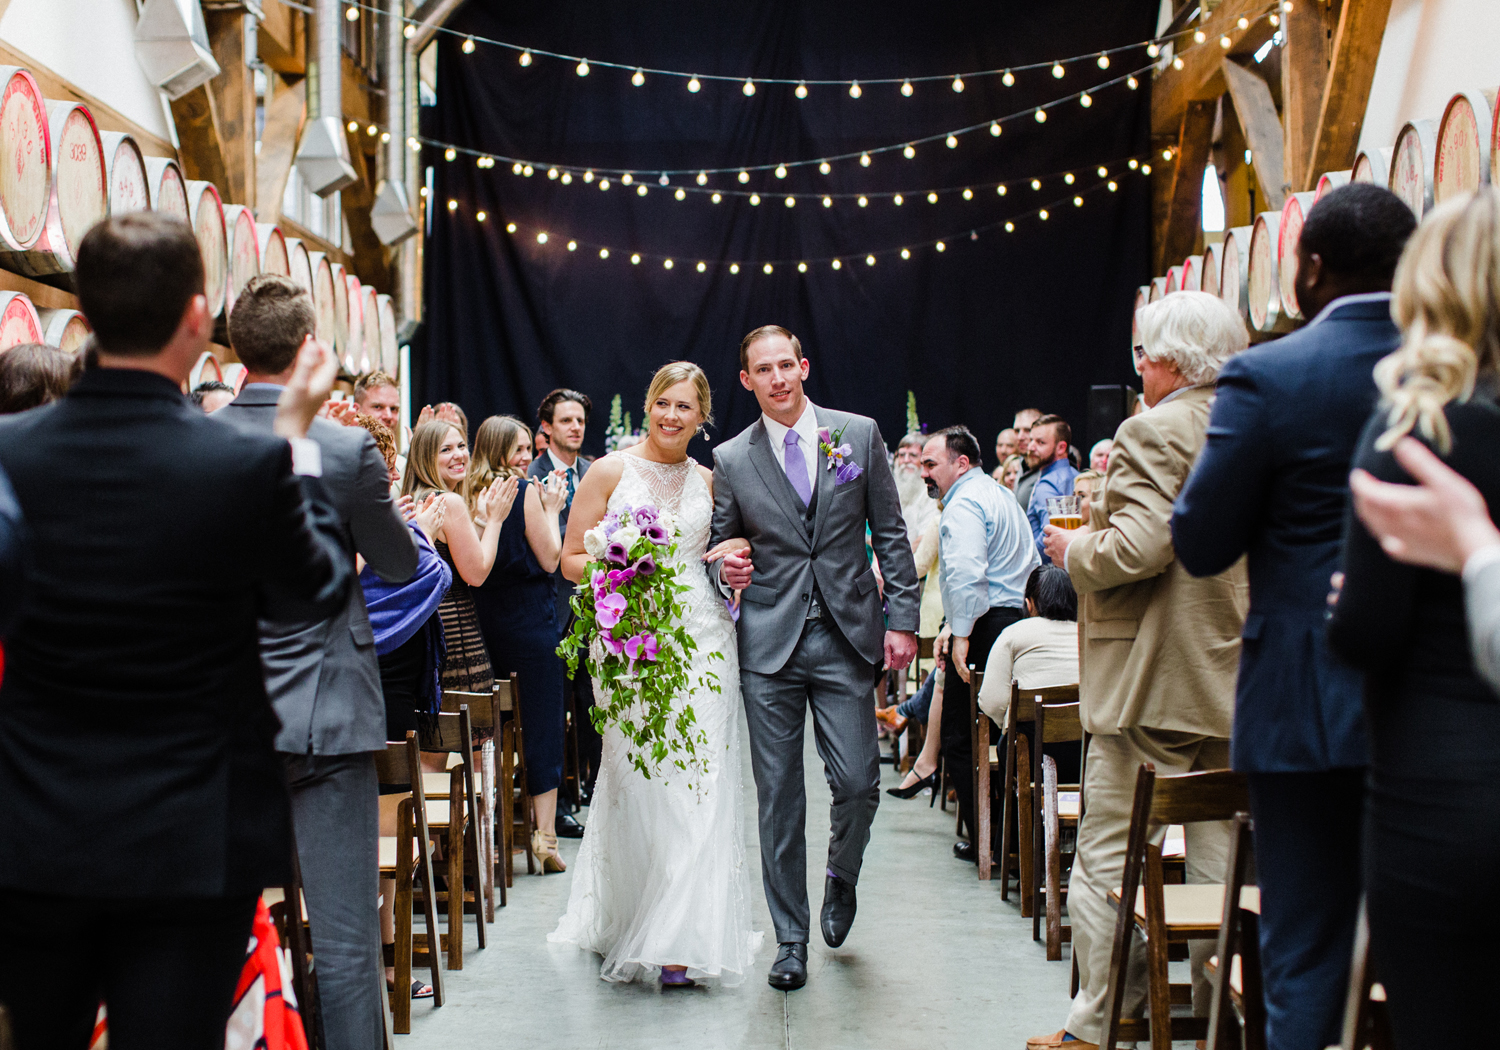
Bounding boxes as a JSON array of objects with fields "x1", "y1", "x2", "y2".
[{"x1": 977, "y1": 565, "x2": 1080, "y2": 725}]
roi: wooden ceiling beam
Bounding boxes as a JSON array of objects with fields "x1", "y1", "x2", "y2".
[
  {"x1": 204, "y1": 10, "x2": 255, "y2": 205},
  {"x1": 1280, "y1": 0, "x2": 1339, "y2": 193},
  {"x1": 1151, "y1": 0, "x2": 1277, "y2": 138},
  {"x1": 1222, "y1": 59, "x2": 1287, "y2": 211},
  {"x1": 255, "y1": 77, "x2": 306, "y2": 223},
  {"x1": 407, "y1": 0, "x2": 464, "y2": 55},
  {"x1": 1155, "y1": 100, "x2": 1216, "y2": 273},
  {"x1": 1304, "y1": 0, "x2": 1394, "y2": 189},
  {"x1": 169, "y1": 86, "x2": 231, "y2": 195}
]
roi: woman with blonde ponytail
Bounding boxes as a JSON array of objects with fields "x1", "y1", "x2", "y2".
[{"x1": 1330, "y1": 187, "x2": 1500, "y2": 1047}]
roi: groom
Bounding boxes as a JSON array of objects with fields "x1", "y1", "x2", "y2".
[{"x1": 710, "y1": 325, "x2": 919, "y2": 990}]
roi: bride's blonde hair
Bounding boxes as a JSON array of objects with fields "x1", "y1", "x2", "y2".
[
  {"x1": 1375, "y1": 188, "x2": 1500, "y2": 453},
  {"x1": 645, "y1": 361, "x2": 714, "y2": 429}
]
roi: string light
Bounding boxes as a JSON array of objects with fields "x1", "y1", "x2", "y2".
[
  {"x1": 547, "y1": 167, "x2": 559, "y2": 179},
  {"x1": 506, "y1": 222, "x2": 516, "y2": 232},
  {"x1": 858, "y1": 196, "x2": 868, "y2": 207},
  {"x1": 750, "y1": 194, "x2": 761, "y2": 205},
  {"x1": 1107, "y1": 180, "x2": 1117, "y2": 191},
  {"x1": 568, "y1": 240, "x2": 577, "y2": 250},
  {"x1": 893, "y1": 194, "x2": 904, "y2": 205},
  {"x1": 381, "y1": 131, "x2": 391, "y2": 143},
  {"x1": 476, "y1": 210, "x2": 486, "y2": 221},
  {"x1": 763, "y1": 263, "x2": 773, "y2": 274},
  {"x1": 1002, "y1": 70, "x2": 1015, "y2": 87},
  {"x1": 1051, "y1": 62, "x2": 1065, "y2": 78},
  {"x1": 784, "y1": 196, "x2": 795, "y2": 207},
  {"x1": 1035, "y1": 108, "x2": 1047, "y2": 122},
  {"x1": 1141, "y1": 163, "x2": 1151, "y2": 174},
  {"x1": 990, "y1": 121, "x2": 1001, "y2": 137},
  {"x1": 346, "y1": 120, "x2": 358, "y2": 132},
  {"x1": 798, "y1": 262, "x2": 807, "y2": 273},
  {"x1": 1005, "y1": 221, "x2": 1015, "y2": 232},
  {"x1": 561, "y1": 172, "x2": 573, "y2": 184},
  {"x1": 1031, "y1": 179, "x2": 1042, "y2": 190},
  {"x1": 946, "y1": 134, "x2": 958, "y2": 148},
  {"x1": 632, "y1": 67, "x2": 645, "y2": 86},
  {"x1": 1080, "y1": 93, "x2": 1092, "y2": 107},
  {"x1": 935, "y1": 241, "x2": 945, "y2": 251},
  {"x1": 832, "y1": 259, "x2": 842, "y2": 269},
  {"x1": 1073, "y1": 196, "x2": 1083, "y2": 206},
  {"x1": 599, "y1": 178, "x2": 610, "y2": 190},
  {"x1": 523, "y1": 164, "x2": 533, "y2": 176},
  {"x1": 663, "y1": 259, "x2": 673, "y2": 269},
  {"x1": 951, "y1": 75, "x2": 964, "y2": 92},
  {"x1": 775, "y1": 165, "x2": 788, "y2": 179},
  {"x1": 849, "y1": 81, "x2": 862, "y2": 98},
  {"x1": 711, "y1": 192, "x2": 722, "y2": 203},
  {"x1": 576, "y1": 59, "x2": 590, "y2": 76},
  {"x1": 1127, "y1": 76, "x2": 1139, "y2": 89},
  {"x1": 600, "y1": 248, "x2": 609, "y2": 258},
  {"x1": 819, "y1": 161, "x2": 832, "y2": 175},
  {"x1": 366, "y1": 123, "x2": 378, "y2": 136},
  {"x1": 636, "y1": 184, "x2": 648, "y2": 196},
  {"x1": 631, "y1": 253, "x2": 641, "y2": 264},
  {"x1": 1097, "y1": 166, "x2": 1108, "y2": 177},
  {"x1": 1194, "y1": 29, "x2": 1206, "y2": 43},
  {"x1": 697, "y1": 261, "x2": 706, "y2": 272},
  {"x1": 1220, "y1": 35, "x2": 1232, "y2": 49},
  {"x1": 403, "y1": 23, "x2": 415, "y2": 38},
  {"x1": 901, "y1": 80, "x2": 914, "y2": 96},
  {"x1": 730, "y1": 263, "x2": 739, "y2": 274},
  {"x1": 622, "y1": 173, "x2": 633, "y2": 185},
  {"x1": 447, "y1": 199, "x2": 457, "y2": 211},
  {"x1": 1096, "y1": 53, "x2": 1110, "y2": 69},
  {"x1": 1064, "y1": 173, "x2": 1075, "y2": 184},
  {"x1": 584, "y1": 170, "x2": 595, "y2": 182},
  {"x1": 962, "y1": 188, "x2": 973, "y2": 200},
  {"x1": 1269, "y1": 13, "x2": 1280, "y2": 25},
  {"x1": 904, "y1": 144, "x2": 916, "y2": 159},
  {"x1": 688, "y1": 76, "x2": 701, "y2": 92},
  {"x1": 1173, "y1": 56, "x2": 1185, "y2": 69},
  {"x1": 408, "y1": 137, "x2": 421, "y2": 151},
  {"x1": 742, "y1": 78, "x2": 756, "y2": 96},
  {"x1": 445, "y1": 148, "x2": 456, "y2": 161},
  {"x1": 1039, "y1": 209, "x2": 1049, "y2": 220},
  {"x1": 823, "y1": 196, "x2": 833, "y2": 207},
  {"x1": 1128, "y1": 159, "x2": 1138, "y2": 169},
  {"x1": 1146, "y1": 43, "x2": 1160, "y2": 57},
  {"x1": 537, "y1": 232, "x2": 548, "y2": 243},
  {"x1": 738, "y1": 170, "x2": 750, "y2": 183},
  {"x1": 997, "y1": 184, "x2": 1007, "y2": 195},
  {"x1": 860, "y1": 153, "x2": 871, "y2": 167},
  {"x1": 519, "y1": 49, "x2": 532, "y2": 66},
  {"x1": 675, "y1": 188, "x2": 686, "y2": 200},
  {"x1": 866, "y1": 255, "x2": 876, "y2": 266},
  {"x1": 901, "y1": 248, "x2": 911, "y2": 260},
  {"x1": 462, "y1": 36, "x2": 476, "y2": 54},
  {"x1": 696, "y1": 171, "x2": 708, "y2": 185},
  {"x1": 1238, "y1": 16, "x2": 1250, "y2": 28},
  {"x1": 796, "y1": 81, "x2": 808, "y2": 99}
]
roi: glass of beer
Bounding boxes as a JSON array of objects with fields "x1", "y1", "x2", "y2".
[{"x1": 1047, "y1": 495, "x2": 1083, "y2": 531}]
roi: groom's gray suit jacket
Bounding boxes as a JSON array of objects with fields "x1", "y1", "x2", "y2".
[{"x1": 709, "y1": 405, "x2": 919, "y2": 674}]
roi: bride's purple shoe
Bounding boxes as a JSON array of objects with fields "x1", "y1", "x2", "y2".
[{"x1": 660, "y1": 968, "x2": 697, "y2": 989}]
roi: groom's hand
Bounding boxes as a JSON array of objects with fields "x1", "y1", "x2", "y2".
[
  {"x1": 884, "y1": 630, "x2": 917, "y2": 672},
  {"x1": 720, "y1": 550, "x2": 754, "y2": 590}
]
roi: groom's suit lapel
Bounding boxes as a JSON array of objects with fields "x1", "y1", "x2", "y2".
[
  {"x1": 747, "y1": 419, "x2": 814, "y2": 550},
  {"x1": 809, "y1": 406, "x2": 838, "y2": 551}
]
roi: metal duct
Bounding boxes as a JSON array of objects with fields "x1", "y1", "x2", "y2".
[
  {"x1": 294, "y1": 0, "x2": 358, "y2": 197},
  {"x1": 371, "y1": 0, "x2": 417, "y2": 247}
]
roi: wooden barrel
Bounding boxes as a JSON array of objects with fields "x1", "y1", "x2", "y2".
[
  {"x1": 330, "y1": 261, "x2": 349, "y2": 358},
  {"x1": 37, "y1": 306, "x2": 88, "y2": 352},
  {"x1": 1277, "y1": 191, "x2": 1319, "y2": 322},
  {"x1": 1201, "y1": 242, "x2": 1222, "y2": 298},
  {"x1": 1132, "y1": 285, "x2": 1150, "y2": 348},
  {"x1": 1148, "y1": 276, "x2": 1166, "y2": 303},
  {"x1": 222, "y1": 361, "x2": 246, "y2": 394},
  {"x1": 361, "y1": 283, "x2": 381, "y2": 373},
  {"x1": 1220, "y1": 225, "x2": 1252, "y2": 321},
  {"x1": 1181, "y1": 254, "x2": 1203, "y2": 292},
  {"x1": 286, "y1": 237, "x2": 312, "y2": 293},
  {"x1": 342, "y1": 271, "x2": 363, "y2": 373},
  {"x1": 0, "y1": 291, "x2": 41, "y2": 348},
  {"x1": 0, "y1": 100, "x2": 106, "y2": 277},
  {"x1": 189, "y1": 350, "x2": 221, "y2": 389},
  {"x1": 377, "y1": 293, "x2": 398, "y2": 377},
  {"x1": 1390, "y1": 119, "x2": 1438, "y2": 217},
  {"x1": 1315, "y1": 170, "x2": 1351, "y2": 202},
  {"x1": 1436, "y1": 89, "x2": 1496, "y2": 203},
  {"x1": 256, "y1": 223, "x2": 289, "y2": 277},
  {"x1": 1248, "y1": 211, "x2": 1295, "y2": 334},
  {"x1": 1165, "y1": 266, "x2": 1182, "y2": 295},
  {"x1": 185, "y1": 180, "x2": 227, "y2": 317},
  {"x1": 307, "y1": 251, "x2": 336, "y2": 347},
  {"x1": 1353, "y1": 147, "x2": 1394, "y2": 186},
  {"x1": 99, "y1": 131, "x2": 148, "y2": 215},
  {"x1": 0, "y1": 68, "x2": 52, "y2": 253},
  {"x1": 145, "y1": 157, "x2": 187, "y2": 222},
  {"x1": 222, "y1": 204, "x2": 259, "y2": 316}
]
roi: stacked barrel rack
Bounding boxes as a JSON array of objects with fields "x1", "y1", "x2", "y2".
[
  {"x1": 0, "y1": 64, "x2": 399, "y2": 391},
  {"x1": 1135, "y1": 86, "x2": 1500, "y2": 344}
]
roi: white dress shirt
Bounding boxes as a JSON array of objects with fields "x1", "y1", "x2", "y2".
[
  {"x1": 546, "y1": 447, "x2": 581, "y2": 484},
  {"x1": 760, "y1": 399, "x2": 820, "y2": 490}
]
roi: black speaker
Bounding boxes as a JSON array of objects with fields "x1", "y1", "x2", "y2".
[{"x1": 1087, "y1": 385, "x2": 1137, "y2": 448}]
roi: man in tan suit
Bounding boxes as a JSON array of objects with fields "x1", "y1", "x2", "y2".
[{"x1": 1030, "y1": 291, "x2": 1250, "y2": 1050}]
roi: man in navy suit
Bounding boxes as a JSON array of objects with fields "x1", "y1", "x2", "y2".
[{"x1": 1171, "y1": 184, "x2": 1416, "y2": 1050}]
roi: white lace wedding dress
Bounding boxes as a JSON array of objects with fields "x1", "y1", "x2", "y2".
[{"x1": 549, "y1": 453, "x2": 763, "y2": 984}]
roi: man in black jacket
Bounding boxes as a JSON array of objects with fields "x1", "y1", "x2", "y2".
[{"x1": 0, "y1": 213, "x2": 350, "y2": 1050}]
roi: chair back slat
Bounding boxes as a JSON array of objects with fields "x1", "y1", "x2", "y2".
[
  {"x1": 374, "y1": 733, "x2": 416, "y2": 788},
  {"x1": 1038, "y1": 700, "x2": 1084, "y2": 745},
  {"x1": 1148, "y1": 769, "x2": 1250, "y2": 826},
  {"x1": 972, "y1": 669, "x2": 984, "y2": 702},
  {"x1": 443, "y1": 688, "x2": 497, "y2": 729},
  {"x1": 494, "y1": 672, "x2": 517, "y2": 714},
  {"x1": 919, "y1": 636, "x2": 935, "y2": 660},
  {"x1": 418, "y1": 709, "x2": 469, "y2": 754}
]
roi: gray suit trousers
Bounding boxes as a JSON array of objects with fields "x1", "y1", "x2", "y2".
[
  {"x1": 285, "y1": 752, "x2": 383, "y2": 1050},
  {"x1": 741, "y1": 617, "x2": 880, "y2": 945}
]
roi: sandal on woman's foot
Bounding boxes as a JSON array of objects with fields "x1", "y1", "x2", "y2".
[
  {"x1": 660, "y1": 969, "x2": 696, "y2": 989},
  {"x1": 385, "y1": 977, "x2": 434, "y2": 1000}
]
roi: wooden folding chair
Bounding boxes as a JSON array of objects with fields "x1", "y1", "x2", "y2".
[
  {"x1": 494, "y1": 672, "x2": 536, "y2": 880},
  {"x1": 1101, "y1": 764, "x2": 1248, "y2": 1050},
  {"x1": 1206, "y1": 813, "x2": 1265, "y2": 1050},
  {"x1": 1033, "y1": 697, "x2": 1086, "y2": 954},
  {"x1": 442, "y1": 687, "x2": 501, "y2": 914},
  {"x1": 1339, "y1": 902, "x2": 1394, "y2": 1050},
  {"x1": 374, "y1": 732, "x2": 444, "y2": 1034},
  {"x1": 418, "y1": 706, "x2": 486, "y2": 969},
  {"x1": 263, "y1": 826, "x2": 324, "y2": 1050},
  {"x1": 999, "y1": 683, "x2": 1079, "y2": 908},
  {"x1": 969, "y1": 669, "x2": 997, "y2": 879}
]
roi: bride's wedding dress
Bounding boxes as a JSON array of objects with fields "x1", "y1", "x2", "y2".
[{"x1": 549, "y1": 454, "x2": 763, "y2": 984}]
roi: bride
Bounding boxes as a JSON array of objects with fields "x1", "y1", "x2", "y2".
[{"x1": 549, "y1": 361, "x2": 763, "y2": 987}]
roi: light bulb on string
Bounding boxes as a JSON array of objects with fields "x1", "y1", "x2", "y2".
[
  {"x1": 742, "y1": 79, "x2": 755, "y2": 96},
  {"x1": 1097, "y1": 53, "x2": 1110, "y2": 69},
  {"x1": 523, "y1": 165, "x2": 533, "y2": 176},
  {"x1": 866, "y1": 255, "x2": 876, "y2": 266},
  {"x1": 750, "y1": 194, "x2": 761, "y2": 205},
  {"x1": 445, "y1": 148, "x2": 456, "y2": 162},
  {"x1": 659, "y1": 173, "x2": 670, "y2": 186},
  {"x1": 822, "y1": 196, "x2": 832, "y2": 207},
  {"x1": 962, "y1": 187, "x2": 973, "y2": 200},
  {"x1": 775, "y1": 165, "x2": 787, "y2": 179},
  {"x1": 784, "y1": 196, "x2": 795, "y2": 208},
  {"x1": 1173, "y1": 56, "x2": 1184, "y2": 69},
  {"x1": 536, "y1": 231, "x2": 548, "y2": 243},
  {"x1": 631, "y1": 254, "x2": 640, "y2": 265},
  {"x1": 946, "y1": 134, "x2": 958, "y2": 148},
  {"x1": 1162, "y1": 148, "x2": 1174, "y2": 160},
  {"x1": 1146, "y1": 42, "x2": 1160, "y2": 57},
  {"x1": 951, "y1": 75, "x2": 964, "y2": 92},
  {"x1": 1128, "y1": 159, "x2": 1138, "y2": 170},
  {"x1": 936, "y1": 241, "x2": 946, "y2": 252},
  {"x1": 798, "y1": 262, "x2": 807, "y2": 273},
  {"x1": 832, "y1": 259, "x2": 842, "y2": 270},
  {"x1": 1039, "y1": 209, "x2": 1049, "y2": 220},
  {"x1": 696, "y1": 171, "x2": 708, "y2": 185},
  {"x1": 1035, "y1": 108, "x2": 1047, "y2": 122},
  {"x1": 403, "y1": 23, "x2": 414, "y2": 39},
  {"x1": 1238, "y1": 16, "x2": 1250, "y2": 28},
  {"x1": 763, "y1": 263, "x2": 773, "y2": 274},
  {"x1": 927, "y1": 192, "x2": 938, "y2": 203},
  {"x1": 407, "y1": 136, "x2": 420, "y2": 151},
  {"x1": 730, "y1": 263, "x2": 739, "y2": 274},
  {"x1": 1064, "y1": 172, "x2": 1075, "y2": 184},
  {"x1": 1002, "y1": 69, "x2": 1015, "y2": 87},
  {"x1": 506, "y1": 222, "x2": 516, "y2": 232},
  {"x1": 859, "y1": 152, "x2": 871, "y2": 167},
  {"x1": 576, "y1": 59, "x2": 590, "y2": 76},
  {"x1": 346, "y1": 120, "x2": 358, "y2": 133},
  {"x1": 893, "y1": 194, "x2": 904, "y2": 206},
  {"x1": 1141, "y1": 163, "x2": 1152, "y2": 174},
  {"x1": 1051, "y1": 62, "x2": 1065, "y2": 78},
  {"x1": 1220, "y1": 36, "x2": 1232, "y2": 49},
  {"x1": 903, "y1": 144, "x2": 916, "y2": 159},
  {"x1": 599, "y1": 178, "x2": 610, "y2": 190},
  {"x1": 447, "y1": 199, "x2": 457, "y2": 211},
  {"x1": 475, "y1": 210, "x2": 486, "y2": 222},
  {"x1": 858, "y1": 196, "x2": 868, "y2": 207},
  {"x1": 567, "y1": 240, "x2": 577, "y2": 251},
  {"x1": 622, "y1": 173, "x2": 633, "y2": 184},
  {"x1": 688, "y1": 76, "x2": 701, "y2": 92},
  {"x1": 547, "y1": 167, "x2": 559, "y2": 179},
  {"x1": 1269, "y1": 14, "x2": 1280, "y2": 26},
  {"x1": 1194, "y1": 29, "x2": 1206, "y2": 43},
  {"x1": 584, "y1": 170, "x2": 595, "y2": 182},
  {"x1": 599, "y1": 248, "x2": 609, "y2": 258},
  {"x1": 561, "y1": 172, "x2": 572, "y2": 184},
  {"x1": 901, "y1": 80, "x2": 914, "y2": 97},
  {"x1": 1080, "y1": 93, "x2": 1092, "y2": 107},
  {"x1": 519, "y1": 49, "x2": 532, "y2": 66},
  {"x1": 819, "y1": 161, "x2": 831, "y2": 175},
  {"x1": 901, "y1": 248, "x2": 911, "y2": 260},
  {"x1": 1031, "y1": 178, "x2": 1041, "y2": 190},
  {"x1": 738, "y1": 170, "x2": 749, "y2": 183},
  {"x1": 674, "y1": 188, "x2": 685, "y2": 200},
  {"x1": 366, "y1": 123, "x2": 378, "y2": 136},
  {"x1": 636, "y1": 185, "x2": 647, "y2": 196},
  {"x1": 462, "y1": 37, "x2": 475, "y2": 54},
  {"x1": 511, "y1": 162, "x2": 522, "y2": 174},
  {"x1": 663, "y1": 259, "x2": 673, "y2": 269},
  {"x1": 849, "y1": 81, "x2": 862, "y2": 98},
  {"x1": 997, "y1": 184, "x2": 1007, "y2": 196},
  {"x1": 1074, "y1": 196, "x2": 1084, "y2": 207},
  {"x1": 1005, "y1": 221, "x2": 1015, "y2": 232},
  {"x1": 711, "y1": 192, "x2": 722, "y2": 203},
  {"x1": 380, "y1": 131, "x2": 390, "y2": 143},
  {"x1": 1097, "y1": 166, "x2": 1108, "y2": 177},
  {"x1": 795, "y1": 81, "x2": 808, "y2": 99},
  {"x1": 1127, "y1": 76, "x2": 1139, "y2": 89},
  {"x1": 697, "y1": 261, "x2": 706, "y2": 272},
  {"x1": 1108, "y1": 180, "x2": 1118, "y2": 191},
  {"x1": 632, "y1": 68, "x2": 645, "y2": 87}
]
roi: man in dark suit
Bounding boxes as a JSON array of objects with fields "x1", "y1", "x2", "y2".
[
  {"x1": 1171, "y1": 184, "x2": 1417, "y2": 1050},
  {"x1": 530, "y1": 388, "x2": 597, "y2": 828},
  {"x1": 0, "y1": 213, "x2": 350, "y2": 1050},
  {"x1": 220, "y1": 275, "x2": 417, "y2": 1050}
]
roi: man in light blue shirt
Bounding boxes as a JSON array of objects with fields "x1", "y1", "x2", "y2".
[
  {"x1": 1025, "y1": 414, "x2": 1078, "y2": 557},
  {"x1": 920, "y1": 426, "x2": 1040, "y2": 863}
]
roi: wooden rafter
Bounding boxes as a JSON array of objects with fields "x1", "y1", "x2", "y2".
[
  {"x1": 1280, "y1": 0, "x2": 1339, "y2": 193},
  {"x1": 205, "y1": 10, "x2": 256, "y2": 205},
  {"x1": 1304, "y1": 0, "x2": 1394, "y2": 188},
  {"x1": 1222, "y1": 59, "x2": 1287, "y2": 212},
  {"x1": 255, "y1": 77, "x2": 306, "y2": 224},
  {"x1": 1155, "y1": 100, "x2": 1216, "y2": 274},
  {"x1": 170, "y1": 87, "x2": 231, "y2": 194},
  {"x1": 1150, "y1": 0, "x2": 1277, "y2": 138}
]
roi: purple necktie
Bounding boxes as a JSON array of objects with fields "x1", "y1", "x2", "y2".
[{"x1": 784, "y1": 429, "x2": 812, "y2": 506}]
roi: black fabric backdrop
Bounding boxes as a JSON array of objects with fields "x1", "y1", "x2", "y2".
[{"x1": 418, "y1": 0, "x2": 1156, "y2": 466}]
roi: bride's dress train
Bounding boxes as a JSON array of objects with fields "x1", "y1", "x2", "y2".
[{"x1": 549, "y1": 454, "x2": 762, "y2": 984}]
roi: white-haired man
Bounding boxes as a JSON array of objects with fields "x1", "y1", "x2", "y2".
[
  {"x1": 894, "y1": 432, "x2": 937, "y2": 547},
  {"x1": 1030, "y1": 291, "x2": 1249, "y2": 1050}
]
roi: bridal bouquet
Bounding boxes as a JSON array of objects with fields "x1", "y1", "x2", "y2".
[{"x1": 557, "y1": 502, "x2": 718, "y2": 783}]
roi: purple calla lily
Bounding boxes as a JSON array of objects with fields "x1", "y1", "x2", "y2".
[
  {"x1": 631, "y1": 554, "x2": 657, "y2": 577},
  {"x1": 642, "y1": 523, "x2": 669, "y2": 546},
  {"x1": 604, "y1": 540, "x2": 629, "y2": 565}
]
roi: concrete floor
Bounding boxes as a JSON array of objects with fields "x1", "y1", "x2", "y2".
[{"x1": 401, "y1": 712, "x2": 1074, "y2": 1050}]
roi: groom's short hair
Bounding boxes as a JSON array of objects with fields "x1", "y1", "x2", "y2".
[
  {"x1": 933, "y1": 425, "x2": 982, "y2": 468},
  {"x1": 739, "y1": 325, "x2": 803, "y2": 371}
]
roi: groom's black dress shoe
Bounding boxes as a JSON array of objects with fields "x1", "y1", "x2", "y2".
[
  {"x1": 820, "y1": 875, "x2": 857, "y2": 948},
  {"x1": 953, "y1": 841, "x2": 978, "y2": 863},
  {"x1": 555, "y1": 813, "x2": 585, "y2": 839},
  {"x1": 768, "y1": 942, "x2": 808, "y2": 990}
]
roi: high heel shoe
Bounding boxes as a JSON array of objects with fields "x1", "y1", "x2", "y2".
[
  {"x1": 532, "y1": 829, "x2": 566, "y2": 873},
  {"x1": 885, "y1": 769, "x2": 939, "y2": 800}
]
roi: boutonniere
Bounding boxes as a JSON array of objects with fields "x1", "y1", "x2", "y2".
[{"x1": 818, "y1": 424, "x2": 864, "y2": 485}]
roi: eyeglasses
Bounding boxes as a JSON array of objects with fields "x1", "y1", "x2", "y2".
[{"x1": 1131, "y1": 344, "x2": 1146, "y2": 375}]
